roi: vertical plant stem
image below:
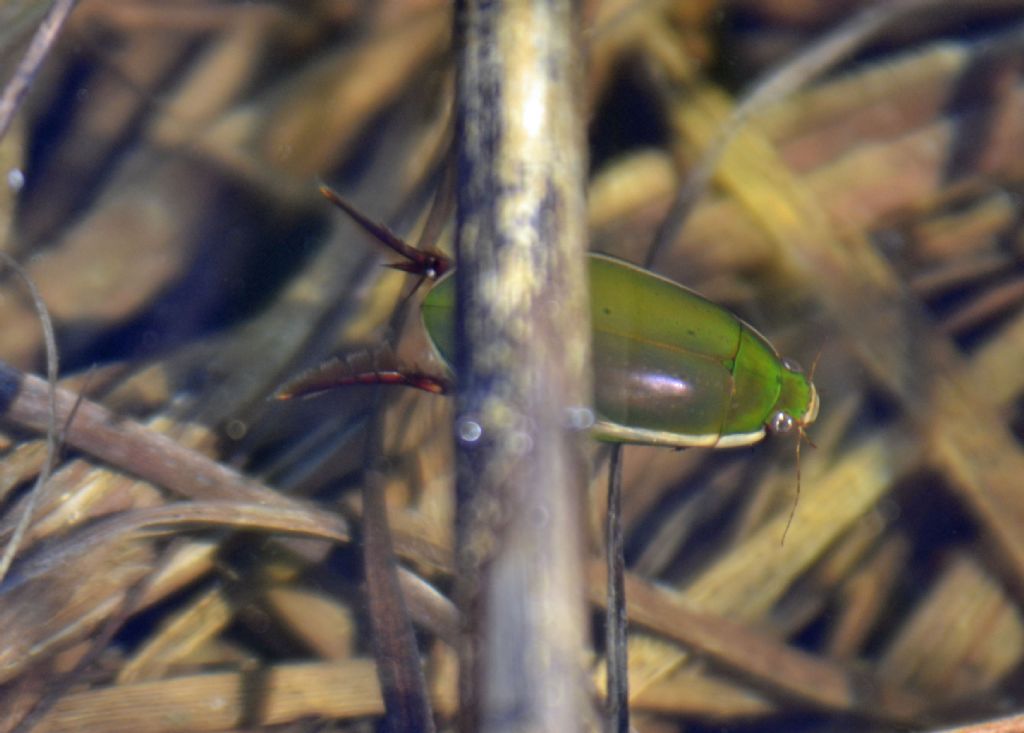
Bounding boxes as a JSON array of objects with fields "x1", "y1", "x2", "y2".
[
  {"x1": 452, "y1": 2, "x2": 593, "y2": 731},
  {"x1": 604, "y1": 444, "x2": 629, "y2": 733}
]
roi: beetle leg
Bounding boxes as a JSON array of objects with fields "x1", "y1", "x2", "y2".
[
  {"x1": 275, "y1": 348, "x2": 452, "y2": 400},
  {"x1": 320, "y1": 185, "x2": 452, "y2": 279}
]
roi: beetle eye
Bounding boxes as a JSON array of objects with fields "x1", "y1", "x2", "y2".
[
  {"x1": 770, "y1": 411, "x2": 795, "y2": 433},
  {"x1": 781, "y1": 358, "x2": 803, "y2": 374}
]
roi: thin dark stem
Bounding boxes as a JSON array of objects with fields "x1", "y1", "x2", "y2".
[
  {"x1": 354, "y1": 190, "x2": 445, "y2": 733},
  {"x1": 0, "y1": 253, "x2": 59, "y2": 584},
  {"x1": 360, "y1": 465, "x2": 436, "y2": 733},
  {"x1": 605, "y1": 444, "x2": 629, "y2": 733},
  {"x1": 0, "y1": 0, "x2": 81, "y2": 142}
]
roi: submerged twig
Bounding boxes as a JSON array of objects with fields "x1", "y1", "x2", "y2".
[
  {"x1": 931, "y1": 712, "x2": 1024, "y2": 733},
  {"x1": 645, "y1": 0, "x2": 1004, "y2": 269},
  {"x1": 2, "y1": 500, "x2": 350, "y2": 593},
  {"x1": 453, "y1": 2, "x2": 593, "y2": 729},
  {"x1": 0, "y1": 362, "x2": 295, "y2": 508},
  {"x1": 0, "y1": 0, "x2": 81, "y2": 142},
  {"x1": 585, "y1": 560, "x2": 927, "y2": 724},
  {"x1": 0, "y1": 252, "x2": 59, "y2": 585},
  {"x1": 360, "y1": 465, "x2": 436, "y2": 733}
]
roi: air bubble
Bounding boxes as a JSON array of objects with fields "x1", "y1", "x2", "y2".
[
  {"x1": 7, "y1": 169, "x2": 23, "y2": 192},
  {"x1": 457, "y1": 417, "x2": 483, "y2": 444},
  {"x1": 566, "y1": 406, "x2": 594, "y2": 430}
]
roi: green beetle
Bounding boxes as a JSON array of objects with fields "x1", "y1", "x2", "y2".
[
  {"x1": 281, "y1": 188, "x2": 819, "y2": 450},
  {"x1": 420, "y1": 254, "x2": 818, "y2": 448}
]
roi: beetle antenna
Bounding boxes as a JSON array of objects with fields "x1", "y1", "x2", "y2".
[
  {"x1": 781, "y1": 424, "x2": 818, "y2": 545},
  {"x1": 808, "y1": 347, "x2": 823, "y2": 384},
  {"x1": 780, "y1": 430, "x2": 803, "y2": 546}
]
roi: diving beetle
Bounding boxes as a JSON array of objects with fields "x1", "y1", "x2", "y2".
[{"x1": 280, "y1": 187, "x2": 820, "y2": 454}]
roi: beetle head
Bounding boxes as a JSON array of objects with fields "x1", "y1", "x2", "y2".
[
  {"x1": 772, "y1": 356, "x2": 821, "y2": 546},
  {"x1": 769, "y1": 359, "x2": 819, "y2": 436}
]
